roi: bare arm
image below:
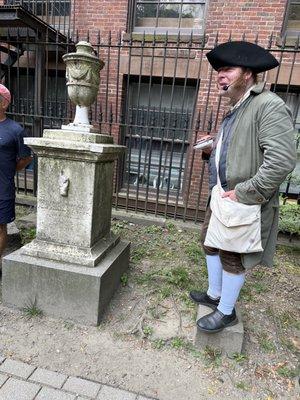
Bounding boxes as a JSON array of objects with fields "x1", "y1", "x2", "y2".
[{"x1": 16, "y1": 156, "x2": 32, "y2": 171}]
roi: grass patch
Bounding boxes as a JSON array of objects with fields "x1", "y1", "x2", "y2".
[
  {"x1": 142, "y1": 326, "x2": 153, "y2": 337},
  {"x1": 277, "y1": 311, "x2": 300, "y2": 329},
  {"x1": 120, "y1": 273, "x2": 129, "y2": 287},
  {"x1": 230, "y1": 352, "x2": 248, "y2": 363},
  {"x1": 277, "y1": 365, "x2": 298, "y2": 379},
  {"x1": 144, "y1": 225, "x2": 164, "y2": 234},
  {"x1": 151, "y1": 339, "x2": 165, "y2": 350},
  {"x1": 240, "y1": 285, "x2": 253, "y2": 302},
  {"x1": 134, "y1": 265, "x2": 193, "y2": 291},
  {"x1": 23, "y1": 298, "x2": 43, "y2": 318},
  {"x1": 163, "y1": 266, "x2": 191, "y2": 289},
  {"x1": 259, "y1": 333, "x2": 276, "y2": 353},
  {"x1": 185, "y1": 241, "x2": 203, "y2": 264},
  {"x1": 170, "y1": 337, "x2": 186, "y2": 349},
  {"x1": 235, "y1": 381, "x2": 250, "y2": 391},
  {"x1": 20, "y1": 227, "x2": 36, "y2": 245},
  {"x1": 202, "y1": 346, "x2": 222, "y2": 368},
  {"x1": 131, "y1": 245, "x2": 148, "y2": 263}
]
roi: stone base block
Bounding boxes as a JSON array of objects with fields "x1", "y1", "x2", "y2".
[
  {"x1": 2, "y1": 240, "x2": 130, "y2": 326},
  {"x1": 193, "y1": 305, "x2": 244, "y2": 355}
]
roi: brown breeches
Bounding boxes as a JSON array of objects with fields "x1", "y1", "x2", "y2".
[{"x1": 201, "y1": 206, "x2": 245, "y2": 274}]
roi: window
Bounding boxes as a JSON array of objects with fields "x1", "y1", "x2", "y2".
[
  {"x1": 122, "y1": 77, "x2": 197, "y2": 194},
  {"x1": 283, "y1": 0, "x2": 300, "y2": 38},
  {"x1": 133, "y1": 1, "x2": 206, "y2": 35}
]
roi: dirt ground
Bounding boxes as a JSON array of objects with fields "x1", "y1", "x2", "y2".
[{"x1": 0, "y1": 206, "x2": 299, "y2": 400}]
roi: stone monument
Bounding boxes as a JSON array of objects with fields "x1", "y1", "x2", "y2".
[{"x1": 2, "y1": 42, "x2": 130, "y2": 325}]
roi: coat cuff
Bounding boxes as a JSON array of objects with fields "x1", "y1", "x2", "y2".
[{"x1": 235, "y1": 182, "x2": 268, "y2": 205}]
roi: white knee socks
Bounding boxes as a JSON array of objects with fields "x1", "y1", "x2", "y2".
[
  {"x1": 206, "y1": 255, "x2": 222, "y2": 299},
  {"x1": 217, "y1": 270, "x2": 245, "y2": 315}
]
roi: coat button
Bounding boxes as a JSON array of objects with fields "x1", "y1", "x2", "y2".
[{"x1": 257, "y1": 198, "x2": 263, "y2": 203}]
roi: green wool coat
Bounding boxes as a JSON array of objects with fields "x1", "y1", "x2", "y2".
[{"x1": 222, "y1": 83, "x2": 297, "y2": 269}]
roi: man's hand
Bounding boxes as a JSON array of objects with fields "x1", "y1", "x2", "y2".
[
  {"x1": 195, "y1": 135, "x2": 213, "y2": 155},
  {"x1": 221, "y1": 190, "x2": 238, "y2": 201},
  {"x1": 16, "y1": 156, "x2": 32, "y2": 171}
]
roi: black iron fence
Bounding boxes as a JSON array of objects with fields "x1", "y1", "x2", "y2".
[
  {"x1": 4, "y1": 0, "x2": 74, "y2": 35},
  {"x1": 3, "y1": 27, "x2": 299, "y2": 220}
]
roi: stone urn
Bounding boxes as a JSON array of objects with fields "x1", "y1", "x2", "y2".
[{"x1": 62, "y1": 41, "x2": 105, "y2": 128}]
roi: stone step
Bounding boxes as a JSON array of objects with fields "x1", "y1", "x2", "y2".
[{"x1": 193, "y1": 305, "x2": 244, "y2": 355}]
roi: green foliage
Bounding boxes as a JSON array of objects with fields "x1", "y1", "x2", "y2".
[
  {"x1": 120, "y1": 273, "x2": 128, "y2": 287},
  {"x1": 111, "y1": 220, "x2": 128, "y2": 235},
  {"x1": 277, "y1": 311, "x2": 300, "y2": 330},
  {"x1": 278, "y1": 202, "x2": 300, "y2": 235},
  {"x1": 23, "y1": 298, "x2": 43, "y2": 318},
  {"x1": 164, "y1": 266, "x2": 191, "y2": 289},
  {"x1": 185, "y1": 241, "x2": 203, "y2": 264},
  {"x1": 240, "y1": 285, "x2": 253, "y2": 302},
  {"x1": 252, "y1": 282, "x2": 267, "y2": 294},
  {"x1": 152, "y1": 339, "x2": 165, "y2": 350},
  {"x1": 135, "y1": 265, "x2": 192, "y2": 291},
  {"x1": 276, "y1": 365, "x2": 298, "y2": 379},
  {"x1": 202, "y1": 346, "x2": 222, "y2": 367},
  {"x1": 280, "y1": 337, "x2": 298, "y2": 352},
  {"x1": 230, "y1": 352, "x2": 248, "y2": 363},
  {"x1": 144, "y1": 225, "x2": 163, "y2": 234},
  {"x1": 64, "y1": 321, "x2": 74, "y2": 330},
  {"x1": 170, "y1": 337, "x2": 186, "y2": 349},
  {"x1": 165, "y1": 221, "x2": 177, "y2": 233},
  {"x1": 131, "y1": 245, "x2": 148, "y2": 263},
  {"x1": 142, "y1": 326, "x2": 153, "y2": 337},
  {"x1": 259, "y1": 333, "x2": 276, "y2": 353},
  {"x1": 158, "y1": 286, "x2": 172, "y2": 299},
  {"x1": 235, "y1": 381, "x2": 250, "y2": 391},
  {"x1": 20, "y1": 227, "x2": 36, "y2": 245}
]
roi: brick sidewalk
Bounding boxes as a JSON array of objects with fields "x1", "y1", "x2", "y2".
[{"x1": 0, "y1": 356, "x2": 156, "y2": 400}]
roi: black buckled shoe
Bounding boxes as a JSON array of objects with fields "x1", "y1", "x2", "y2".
[
  {"x1": 189, "y1": 291, "x2": 220, "y2": 309},
  {"x1": 196, "y1": 308, "x2": 238, "y2": 333}
]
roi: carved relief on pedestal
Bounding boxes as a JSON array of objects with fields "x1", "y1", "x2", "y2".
[{"x1": 59, "y1": 171, "x2": 70, "y2": 197}]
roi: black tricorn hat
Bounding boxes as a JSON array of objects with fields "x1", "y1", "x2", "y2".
[{"x1": 206, "y1": 41, "x2": 279, "y2": 73}]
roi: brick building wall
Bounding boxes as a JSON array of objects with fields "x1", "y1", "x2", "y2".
[
  {"x1": 69, "y1": 0, "x2": 296, "y2": 212},
  {"x1": 0, "y1": 0, "x2": 297, "y2": 216}
]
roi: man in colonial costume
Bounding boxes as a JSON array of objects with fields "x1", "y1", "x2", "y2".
[{"x1": 190, "y1": 41, "x2": 296, "y2": 333}]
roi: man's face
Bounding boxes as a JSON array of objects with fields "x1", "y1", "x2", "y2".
[
  {"x1": 217, "y1": 66, "x2": 245, "y2": 96},
  {"x1": 0, "y1": 97, "x2": 9, "y2": 112}
]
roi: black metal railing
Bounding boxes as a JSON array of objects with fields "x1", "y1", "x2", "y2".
[{"x1": 1, "y1": 28, "x2": 299, "y2": 220}]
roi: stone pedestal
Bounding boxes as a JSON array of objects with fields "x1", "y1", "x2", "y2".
[
  {"x1": 2, "y1": 129, "x2": 130, "y2": 325},
  {"x1": 193, "y1": 305, "x2": 244, "y2": 355}
]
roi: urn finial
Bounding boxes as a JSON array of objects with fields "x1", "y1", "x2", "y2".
[{"x1": 62, "y1": 41, "x2": 105, "y2": 132}]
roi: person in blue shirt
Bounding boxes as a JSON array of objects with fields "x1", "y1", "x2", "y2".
[{"x1": 0, "y1": 84, "x2": 32, "y2": 262}]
